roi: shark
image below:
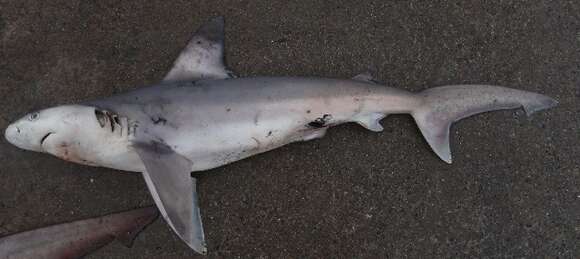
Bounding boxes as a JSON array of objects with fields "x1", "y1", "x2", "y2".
[
  {"x1": 3, "y1": 17, "x2": 557, "y2": 254},
  {"x1": 0, "y1": 206, "x2": 158, "y2": 258}
]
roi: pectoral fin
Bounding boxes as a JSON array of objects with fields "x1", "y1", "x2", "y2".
[{"x1": 132, "y1": 141, "x2": 206, "y2": 254}]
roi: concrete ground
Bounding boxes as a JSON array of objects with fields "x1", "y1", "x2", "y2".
[{"x1": 0, "y1": 1, "x2": 578, "y2": 258}]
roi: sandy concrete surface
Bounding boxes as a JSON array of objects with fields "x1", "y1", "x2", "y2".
[{"x1": 0, "y1": 1, "x2": 578, "y2": 258}]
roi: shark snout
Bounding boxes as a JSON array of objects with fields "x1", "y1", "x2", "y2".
[
  {"x1": 4, "y1": 122, "x2": 44, "y2": 152},
  {"x1": 4, "y1": 123, "x2": 19, "y2": 145}
]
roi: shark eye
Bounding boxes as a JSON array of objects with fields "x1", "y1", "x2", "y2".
[{"x1": 28, "y1": 112, "x2": 39, "y2": 121}]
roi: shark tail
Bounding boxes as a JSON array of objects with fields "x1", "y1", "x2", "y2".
[{"x1": 411, "y1": 85, "x2": 557, "y2": 163}]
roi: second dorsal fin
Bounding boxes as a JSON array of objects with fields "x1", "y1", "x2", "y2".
[{"x1": 352, "y1": 71, "x2": 379, "y2": 84}]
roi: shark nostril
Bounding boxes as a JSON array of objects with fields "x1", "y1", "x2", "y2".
[{"x1": 16, "y1": 127, "x2": 20, "y2": 134}]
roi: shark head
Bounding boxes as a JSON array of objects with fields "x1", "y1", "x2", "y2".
[{"x1": 4, "y1": 105, "x2": 118, "y2": 165}]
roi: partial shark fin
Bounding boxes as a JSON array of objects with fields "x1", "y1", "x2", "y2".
[
  {"x1": 132, "y1": 141, "x2": 207, "y2": 255},
  {"x1": 0, "y1": 206, "x2": 158, "y2": 258},
  {"x1": 115, "y1": 207, "x2": 159, "y2": 248},
  {"x1": 163, "y1": 16, "x2": 235, "y2": 83}
]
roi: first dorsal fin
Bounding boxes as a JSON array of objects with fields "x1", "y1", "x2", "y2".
[{"x1": 163, "y1": 17, "x2": 236, "y2": 83}]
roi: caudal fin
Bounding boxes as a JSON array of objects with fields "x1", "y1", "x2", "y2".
[{"x1": 412, "y1": 85, "x2": 557, "y2": 163}]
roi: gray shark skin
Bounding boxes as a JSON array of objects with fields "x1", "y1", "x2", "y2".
[
  {"x1": 3, "y1": 17, "x2": 557, "y2": 254},
  {"x1": 86, "y1": 76, "x2": 557, "y2": 168},
  {"x1": 0, "y1": 207, "x2": 158, "y2": 259}
]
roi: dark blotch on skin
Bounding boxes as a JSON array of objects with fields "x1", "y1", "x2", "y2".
[
  {"x1": 134, "y1": 140, "x2": 173, "y2": 155},
  {"x1": 151, "y1": 117, "x2": 167, "y2": 125},
  {"x1": 308, "y1": 120, "x2": 325, "y2": 128},
  {"x1": 308, "y1": 114, "x2": 332, "y2": 128},
  {"x1": 267, "y1": 131, "x2": 273, "y2": 137}
]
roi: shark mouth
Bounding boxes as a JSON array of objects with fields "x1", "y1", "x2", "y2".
[{"x1": 40, "y1": 132, "x2": 54, "y2": 146}]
